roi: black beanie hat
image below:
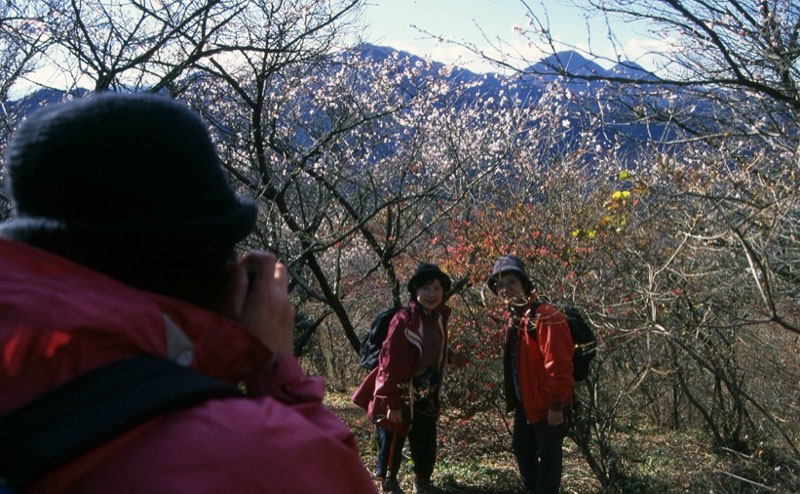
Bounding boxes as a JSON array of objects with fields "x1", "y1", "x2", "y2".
[
  {"x1": 407, "y1": 263, "x2": 452, "y2": 297},
  {"x1": 0, "y1": 92, "x2": 256, "y2": 265},
  {"x1": 487, "y1": 255, "x2": 534, "y2": 294}
]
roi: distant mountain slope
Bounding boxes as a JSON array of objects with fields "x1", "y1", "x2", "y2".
[
  {"x1": 527, "y1": 51, "x2": 608, "y2": 80},
  {"x1": 6, "y1": 46, "x2": 671, "y2": 157}
]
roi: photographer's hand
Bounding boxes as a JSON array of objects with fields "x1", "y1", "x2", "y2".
[{"x1": 226, "y1": 250, "x2": 294, "y2": 359}]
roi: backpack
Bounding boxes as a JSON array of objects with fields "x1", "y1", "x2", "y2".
[
  {"x1": 0, "y1": 356, "x2": 243, "y2": 492},
  {"x1": 358, "y1": 307, "x2": 407, "y2": 371},
  {"x1": 561, "y1": 306, "x2": 596, "y2": 382}
]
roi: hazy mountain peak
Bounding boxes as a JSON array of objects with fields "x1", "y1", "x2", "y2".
[
  {"x1": 527, "y1": 50, "x2": 607, "y2": 77},
  {"x1": 610, "y1": 61, "x2": 658, "y2": 80}
]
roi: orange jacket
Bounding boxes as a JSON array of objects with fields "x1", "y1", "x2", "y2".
[{"x1": 503, "y1": 299, "x2": 574, "y2": 423}]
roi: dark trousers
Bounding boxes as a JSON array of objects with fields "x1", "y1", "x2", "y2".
[
  {"x1": 376, "y1": 401, "x2": 438, "y2": 482},
  {"x1": 512, "y1": 405, "x2": 565, "y2": 494}
]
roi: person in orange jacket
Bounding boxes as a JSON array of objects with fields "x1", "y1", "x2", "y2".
[{"x1": 487, "y1": 255, "x2": 574, "y2": 494}]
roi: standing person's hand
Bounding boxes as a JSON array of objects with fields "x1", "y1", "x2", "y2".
[
  {"x1": 386, "y1": 408, "x2": 402, "y2": 423},
  {"x1": 225, "y1": 250, "x2": 294, "y2": 359},
  {"x1": 547, "y1": 407, "x2": 564, "y2": 426}
]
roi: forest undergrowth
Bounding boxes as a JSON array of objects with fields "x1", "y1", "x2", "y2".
[{"x1": 325, "y1": 392, "x2": 799, "y2": 494}]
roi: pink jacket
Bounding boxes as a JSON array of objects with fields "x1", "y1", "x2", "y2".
[
  {"x1": 351, "y1": 302, "x2": 451, "y2": 435},
  {"x1": 0, "y1": 238, "x2": 377, "y2": 493}
]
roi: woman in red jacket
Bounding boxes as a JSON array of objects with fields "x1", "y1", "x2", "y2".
[
  {"x1": 352, "y1": 264, "x2": 452, "y2": 494},
  {"x1": 488, "y1": 255, "x2": 574, "y2": 494}
]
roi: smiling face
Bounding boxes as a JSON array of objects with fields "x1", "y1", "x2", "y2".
[
  {"x1": 495, "y1": 272, "x2": 528, "y2": 307},
  {"x1": 415, "y1": 278, "x2": 444, "y2": 311}
]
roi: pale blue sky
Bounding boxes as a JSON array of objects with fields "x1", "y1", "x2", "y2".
[{"x1": 360, "y1": 0, "x2": 661, "y2": 73}]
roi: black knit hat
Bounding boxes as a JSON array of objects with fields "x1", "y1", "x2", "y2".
[
  {"x1": 0, "y1": 92, "x2": 256, "y2": 264},
  {"x1": 407, "y1": 263, "x2": 452, "y2": 296},
  {"x1": 487, "y1": 255, "x2": 534, "y2": 294}
]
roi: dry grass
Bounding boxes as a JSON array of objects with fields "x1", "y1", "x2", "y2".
[
  {"x1": 326, "y1": 391, "x2": 600, "y2": 493},
  {"x1": 325, "y1": 391, "x2": 800, "y2": 493}
]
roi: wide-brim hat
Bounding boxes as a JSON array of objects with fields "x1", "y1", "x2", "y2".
[
  {"x1": 407, "y1": 263, "x2": 452, "y2": 295},
  {"x1": 0, "y1": 92, "x2": 256, "y2": 264},
  {"x1": 487, "y1": 255, "x2": 533, "y2": 294}
]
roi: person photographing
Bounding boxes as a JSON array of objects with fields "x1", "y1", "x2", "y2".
[{"x1": 0, "y1": 93, "x2": 376, "y2": 493}]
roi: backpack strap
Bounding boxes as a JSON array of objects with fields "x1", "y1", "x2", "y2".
[
  {"x1": 0, "y1": 355, "x2": 244, "y2": 491},
  {"x1": 519, "y1": 301, "x2": 542, "y2": 335}
]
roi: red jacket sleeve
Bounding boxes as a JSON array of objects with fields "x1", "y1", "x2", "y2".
[{"x1": 373, "y1": 310, "x2": 416, "y2": 413}]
